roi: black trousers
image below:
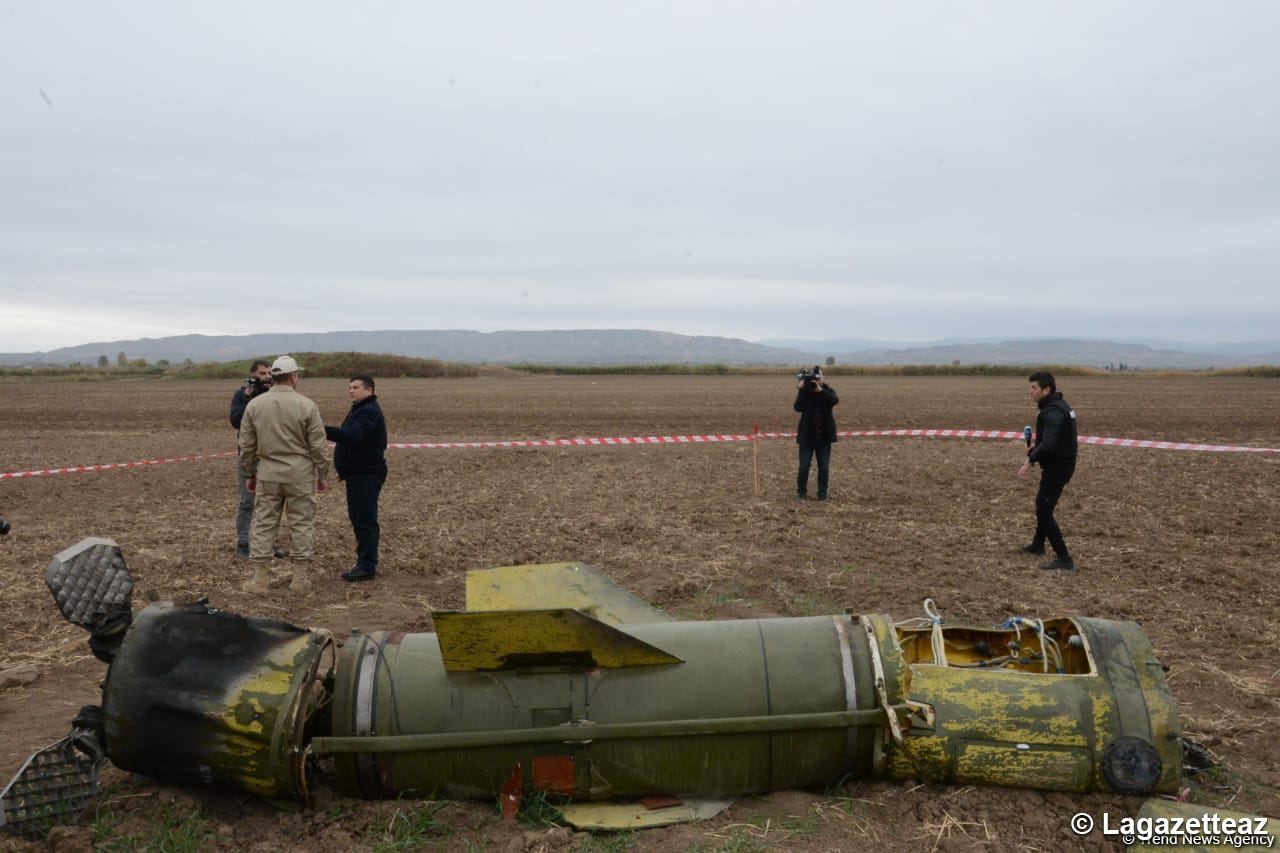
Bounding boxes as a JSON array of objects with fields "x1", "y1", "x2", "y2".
[
  {"x1": 1032, "y1": 466, "x2": 1073, "y2": 558},
  {"x1": 797, "y1": 441, "x2": 832, "y2": 498},
  {"x1": 345, "y1": 475, "x2": 385, "y2": 571}
]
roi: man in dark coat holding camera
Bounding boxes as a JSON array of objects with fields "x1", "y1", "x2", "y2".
[
  {"x1": 326, "y1": 376, "x2": 388, "y2": 582},
  {"x1": 230, "y1": 359, "x2": 273, "y2": 559},
  {"x1": 1018, "y1": 371, "x2": 1079, "y2": 571},
  {"x1": 794, "y1": 366, "x2": 839, "y2": 501}
]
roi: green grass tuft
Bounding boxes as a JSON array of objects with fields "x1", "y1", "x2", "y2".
[
  {"x1": 94, "y1": 806, "x2": 215, "y2": 853},
  {"x1": 515, "y1": 789, "x2": 566, "y2": 829},
  {"x1": 371, "y1": 801, "x2": 449, "y2": 852}
]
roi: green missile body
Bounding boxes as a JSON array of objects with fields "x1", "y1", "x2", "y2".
[
  {"x1": 312, "y1": 582, "x2": 1178, "y2": 801},
  {"x1": 3, "y1": 545, "x2": 1182, "y2": 838}
]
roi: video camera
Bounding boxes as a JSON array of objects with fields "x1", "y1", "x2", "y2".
[
  {"x1": 243, "y1": 375, "x2": 273, "y2": 395},
  {"x1": 797, "y1": 367, "x2": 822, "y2": 387},
  {"x1": 0, "y1": 517, "x2": 10, "y2": 536}
]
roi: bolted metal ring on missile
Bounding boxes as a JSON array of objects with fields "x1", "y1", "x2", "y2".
[{"x1": 1101, "y1": 736, "x2": 1164, "y2": 794}]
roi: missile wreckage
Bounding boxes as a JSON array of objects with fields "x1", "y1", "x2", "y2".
[{"x1": 3, "y1": 537, "x2": 1186, "y2": 837}]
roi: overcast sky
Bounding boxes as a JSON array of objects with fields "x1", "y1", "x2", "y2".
[{"x1": 2, "y1": 2, "x2": 1277, "y2": 351}]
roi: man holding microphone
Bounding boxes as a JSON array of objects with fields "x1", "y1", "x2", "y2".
[{"x1": 1018, "y1": 371, "x2": 1078, "y2": 571}]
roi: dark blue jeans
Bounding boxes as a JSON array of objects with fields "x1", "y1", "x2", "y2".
[
  {"x1": 345, "y1": 475, "x2": 385, "y2": 571},
  {"x1": 797, "y1": 442, "x2": 832, "y2": 498}
]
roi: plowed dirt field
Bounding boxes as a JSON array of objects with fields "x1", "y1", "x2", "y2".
[{"x1": 1, "y1": 374, "x2": 1276, "y2": 851}]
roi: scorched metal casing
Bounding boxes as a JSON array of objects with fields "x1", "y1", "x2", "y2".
[{"x1": 101, "y1": 602, "x2": 332, "y2": 798}]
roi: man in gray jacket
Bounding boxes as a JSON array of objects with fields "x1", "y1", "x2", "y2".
[
  {"x1": 229, "y1": 358, "x2": 275, "y2": 559},
  {"x1": 238, "y1": 355, "x2": 330, "y2": 593}
]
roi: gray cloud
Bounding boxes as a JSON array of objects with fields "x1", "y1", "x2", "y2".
[{"x1": 2, "y1": 1, "x2": 1277, "y2": 350}]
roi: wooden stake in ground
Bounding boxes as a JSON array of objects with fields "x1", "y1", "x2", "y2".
[{"x1": 752, "y1": 424, "x2": 762, "y2": 496}]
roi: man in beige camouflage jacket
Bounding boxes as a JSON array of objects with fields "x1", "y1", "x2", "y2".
[{"x1": 238, "y1": 355, "x2": 330, "y2": 593}]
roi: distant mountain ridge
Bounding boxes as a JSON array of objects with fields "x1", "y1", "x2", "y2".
[
  {"x1": 832, "y1": 339, "x2": 1270, "y2": 369},
  {"x1": 2, "y1": 329, "x2": 1275, "y2": 368},
  {"x1": 3, "y1": 329, "x2": 818, "y2": 367}
]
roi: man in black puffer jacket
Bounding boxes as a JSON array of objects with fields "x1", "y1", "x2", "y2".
[
  {"x1": 1018, "y1": 371, "x2": 1078, "y2": 571},
  {"x1": 325, "y1": 375, "x2": 388, "y2": 582},
  {"x1": 793, "y1": 366, "x2": 839, "y2": 501}
]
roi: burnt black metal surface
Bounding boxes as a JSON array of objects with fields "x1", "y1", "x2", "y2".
[
  {"x1": 1181, "y1": 736, "x2": 1216, "y2": 775},
  {"x1": 102, "y1": 601, "x2": 315, "y2": 791}
]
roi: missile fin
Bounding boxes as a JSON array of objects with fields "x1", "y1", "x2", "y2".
[
  {"x1": 464, "y1": 562, "x2": 670, "y2": 625},
  {"x1": 560, "y1": 797, "x2": 734, "y2": 830},
  {"x1": 433, "y1": 608, "x2": 683, "y2": 671}
]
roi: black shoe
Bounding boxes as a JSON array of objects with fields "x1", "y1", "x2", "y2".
[
  {"x1": 236, "y1": 544, "x2": 250, "y2": 560},
  {"x1": 816, "y1": 494, "x2": 828, "y2": 501},
  {"x1": 273, "y1": 547, "x2": 289, "y2": 559},
  {"x1": 1040, "y1": 558, "x2": 1076, "y2": 571},
  {"x1": 1020, "y1": 543, "x2": 1046, "y2": 556},
  {"x1": 341, "y1": 566, "x2": 377, "y2": 582},
  {"x1": 796, "y1": 493, "x2": 807, "y2": 501}
]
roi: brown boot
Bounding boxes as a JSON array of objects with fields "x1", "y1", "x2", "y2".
[
  {"x1": 242, "y1": 564, "x2": 272, "y2": 595},
  {"x1": 289, "y1": 566, "x2": 311, "y2": 593}
]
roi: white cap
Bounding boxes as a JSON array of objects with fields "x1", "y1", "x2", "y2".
[{"x1": 270, "y1": 355, "x2": 303, "y2": 375}]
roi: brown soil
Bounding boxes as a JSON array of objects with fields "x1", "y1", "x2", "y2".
[{"x1": 1, "y1": 375, "x2": 1277, "y2": 852}]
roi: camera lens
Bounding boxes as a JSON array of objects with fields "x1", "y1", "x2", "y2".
[{"x1": 0, "y1": 517, "x2": 11, "y2": 536}]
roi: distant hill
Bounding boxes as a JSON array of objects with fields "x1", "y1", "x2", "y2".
[
  {"x1": 2, "y1": 330, "x2": 1274, "y2": 369},
  {"x1": 757, "y1": 336, "x2": 909, "y2": 352},
  {"x1": 771, "y1": 338, "x2": 1276, "y2": 369},
  {"x1": 4, "y1": 329, "x2": 818, "y2": 367},
  {"x1": 1123, "y1": 338, "x2": 1280, "y2": 357},
  {"x1": 834, "y1": 339, "x2": 1237, "y2": 369}
]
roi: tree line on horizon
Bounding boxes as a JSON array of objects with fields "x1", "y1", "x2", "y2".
[{"x1": 1, "y1": 351, "x2": 1277, "y2": 381}]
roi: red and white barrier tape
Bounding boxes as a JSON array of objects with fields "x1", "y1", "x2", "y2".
[
  {"x1": 840, "y1": 429, "x2": 1280, "y2": 454},
  {"x1": 0, "y1": 451, "x2": 238, "y2": 479},
  {"x1": 390, "y1": 429, "x2": 1280, "y2": 455},
  {"x1": 2, "y1": 430, "x2": 1275, "y2": 480},
  {"x1": 388, "y1": 434, "x2": 755, "y2": 449}
]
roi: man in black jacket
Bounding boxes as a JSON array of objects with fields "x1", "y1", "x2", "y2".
[
  {"x1": 229, "y1": 359, "x2": 273, "y2": 559},
  {"x1": 325, "y1": 376, "x2": 388, "y2": 582},
  {"x1": 793, "y1": 366, "x2": 839, "y2": 501},
  {"x1": 1017, "y1": 371, "x2": 1078, "y2": 570}
]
